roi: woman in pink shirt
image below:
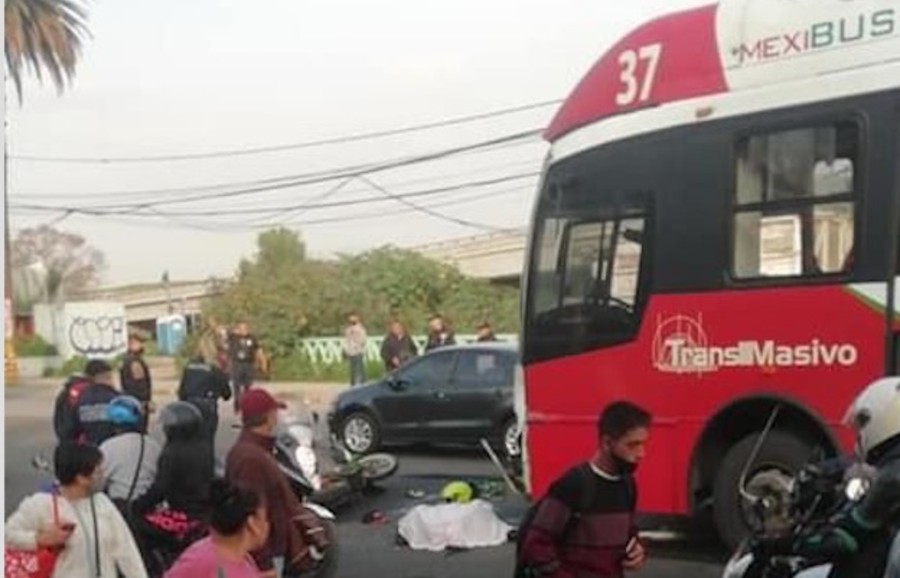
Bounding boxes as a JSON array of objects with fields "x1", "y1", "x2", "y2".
[{"x1": 164, "y1": 480, "x2": 271, "y2": 578}]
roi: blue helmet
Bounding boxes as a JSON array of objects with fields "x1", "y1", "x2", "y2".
[{"x1": 106, "y1": 395, "x2": 144, "y2": 428}]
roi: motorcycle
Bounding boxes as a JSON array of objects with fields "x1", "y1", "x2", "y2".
[
  {"x1": 722, "y1": 449, "x2": 877, "y2": 578},
  {"x1": 273, "y1": 405, "x2": 399, "y2": 510},
  {"x1": 268, "y1": 406, "x2": 397, "y2": 578}
]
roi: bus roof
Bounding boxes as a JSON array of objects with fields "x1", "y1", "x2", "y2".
[{"x1": 545, "y1": 0, "x2": 900, "y2": 143}]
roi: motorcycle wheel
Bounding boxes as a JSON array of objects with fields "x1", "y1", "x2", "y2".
[
  {"x1": 308, "y1": 519, "x2": 339, "y2": 578},
  {"x1": 357, "y1": 453, "x2": 399, "y2": 482}
]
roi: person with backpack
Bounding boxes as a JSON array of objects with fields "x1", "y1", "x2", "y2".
[
  {"x1": 516, "y1": 401, "x2": 651, "y2": 578},
  {"x1": 75, "y1": 360, "x2": 122, "y2": 446},
  {"x1": 53, "y1": 374, "x2": 93, "y2": 443}
]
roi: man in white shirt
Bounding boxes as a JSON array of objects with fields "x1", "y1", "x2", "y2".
[{"x1": 343, "y1": 313, "x2": 368, "y2": 386}]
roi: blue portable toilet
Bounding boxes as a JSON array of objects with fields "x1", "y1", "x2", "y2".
[{"x1": 156, "y1": 314, "x2": 187, "y2": 356}]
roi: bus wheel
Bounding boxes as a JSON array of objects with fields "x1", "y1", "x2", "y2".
[{"x1": 713, "y1": 431, "x2": 814, "y2": 549}]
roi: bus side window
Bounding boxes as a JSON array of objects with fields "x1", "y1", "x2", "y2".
[{"x1": 732, "y1": 123, "x2": 857, "y2": 280}]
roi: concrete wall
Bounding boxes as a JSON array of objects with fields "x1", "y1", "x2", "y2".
[{"x1": 33, "y1": 301, "x2": 128, "y2": 360}]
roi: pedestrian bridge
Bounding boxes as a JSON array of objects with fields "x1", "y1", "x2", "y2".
[
  {"x1": 413, "y1": 229, "x2": 527, "y2": 285},
  {"x1": 76, "y1": 279, "x2": 227, "y2": 324}
]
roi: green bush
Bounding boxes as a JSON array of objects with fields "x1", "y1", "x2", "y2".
[
  {"x1": 13, "y1": 335, "x2": 58, "y2": 357},
  {"x1": 270, "y1": 350, "x2": 386, "y2": 383}
]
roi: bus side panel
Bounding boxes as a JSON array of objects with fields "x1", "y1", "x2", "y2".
[{"x1": 524, "y1": 284, "x2": 884, "y2": 513}]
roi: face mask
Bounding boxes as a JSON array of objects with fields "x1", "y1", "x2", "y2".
[
  {"x1": 612, "y1": 452, "x2": 638, "y2": 475},
  {"x1": 606, "y1": 442, "x2": 638, "y2": 475}
]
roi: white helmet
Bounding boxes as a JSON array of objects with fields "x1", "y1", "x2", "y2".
[{"x1": 844, "y1": 377, "x2": 900, "y2": 462}]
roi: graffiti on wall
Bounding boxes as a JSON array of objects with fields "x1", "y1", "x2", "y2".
[
  {"x1": 68, "y1": 315, "x2": 127, "y2": 357},
  {"x1": 299, "y1": 334, "x2": 518, "y2": 366}
]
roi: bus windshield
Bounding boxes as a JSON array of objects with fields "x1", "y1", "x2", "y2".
[{"x1": 525, "y1": 182, "x2": 651, "y2": 362}]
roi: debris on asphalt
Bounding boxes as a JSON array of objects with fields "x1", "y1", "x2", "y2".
[{"x1": 362, "y1": 509, "x2": 388, "y2": 525}]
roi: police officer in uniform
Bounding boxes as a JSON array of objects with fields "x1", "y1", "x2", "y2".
[
  {"x1": 227, "y1": 321, "x2": 261, "y2": 414},
  {"x1": 178, "y1": 353, "x2": 232, "y2": 451},
  {"x1": 120, "y1": 334, "x2": 152, "y2": 432}
]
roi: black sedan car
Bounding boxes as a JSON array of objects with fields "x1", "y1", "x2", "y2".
[{"x1": 327, "y1": 342, "x2": 520, "y2": 457}]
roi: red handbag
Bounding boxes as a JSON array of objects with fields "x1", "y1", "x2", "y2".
[{"x1": 5, "y1": 493, "x2": 62, "y2": 578}]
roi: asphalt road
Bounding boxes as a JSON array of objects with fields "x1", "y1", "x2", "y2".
[{"x1": 4, "y1": 384, "x2": 727, "y2": 578}]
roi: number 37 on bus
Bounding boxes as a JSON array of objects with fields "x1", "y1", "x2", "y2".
[{"x1": 517, "y1": 0, "x2": 900, "y2": 547}]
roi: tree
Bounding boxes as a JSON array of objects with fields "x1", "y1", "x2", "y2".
[
  {"x1": 205, "y1": 230, "x2": 521, "y2": 365},
  {"x1": 4, "y1": 0, "x2": 91, "y2": 102},
  {"x1": 11, "y1": 225, "x2": 106, "y2": 304}
]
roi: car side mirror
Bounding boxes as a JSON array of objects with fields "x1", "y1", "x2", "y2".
[{"x1": 388, "y1": 376, "x2": 408, "y2": 391}]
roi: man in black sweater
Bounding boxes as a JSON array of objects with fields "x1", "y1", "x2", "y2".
[{"x1": 519, "y1": 401, "x2": 651, "y2": 578}]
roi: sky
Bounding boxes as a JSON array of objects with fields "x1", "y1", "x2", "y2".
[{"x1": 8, "y1": 0, "x2": 710, "y2": 286}]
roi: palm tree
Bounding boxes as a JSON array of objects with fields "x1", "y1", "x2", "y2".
[
  {"x1": 4, "y1": 0, "x2": 89, "y2": 383},
  {"x1": 5, "y1": 0, "x2": 90, "y2": 102}
]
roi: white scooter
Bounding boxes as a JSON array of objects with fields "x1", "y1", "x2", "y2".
[{"x1": 274, "y1": 404, "x2": 398, "y2": 510}]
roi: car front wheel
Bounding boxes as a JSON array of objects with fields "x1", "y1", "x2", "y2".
[
  {"x1": 502, "y1": 418, "x2": 521, "y2": 459},
  {"x1": 341, "y1": 412, "x2": 381, "y2": 454}
]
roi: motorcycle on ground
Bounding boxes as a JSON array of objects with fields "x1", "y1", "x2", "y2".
[
  {"x1": 273, "y1": 406, "x2": 399, "y2": 509},
  {"x1": 269, "y1": 405, "x2": 398, "y2": 578}
]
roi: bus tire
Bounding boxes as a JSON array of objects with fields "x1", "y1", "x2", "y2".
[{"x1": 713, "y1": 431, "x2": 814, "y2": 549}]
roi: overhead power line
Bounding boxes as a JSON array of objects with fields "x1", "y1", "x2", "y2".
[
  {"x1": 15, "y1": 183, "x2": 536, "y2": 234},
  {"x1": 11, "y1": 99, "x2": 560, "y2": 164},
  {"x1": 15, "y1": 129, "x2": 542, "y2": 212},
  {"x1": 11, "y1": 172, "x2": 540, "y2": 217},
  {"x1": 357, "y1": 175, "x2": 512, "y2": 233},
  {"x1": 14, "y1": 143, "x2": 538, "y2": 206}
]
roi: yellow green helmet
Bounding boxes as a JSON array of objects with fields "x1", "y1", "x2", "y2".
[{"x1": 441, "y1": 481, "x2": 474, "y2": 504}]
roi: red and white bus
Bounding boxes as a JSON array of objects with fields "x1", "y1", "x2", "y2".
[{"x1": 519, "y1": 0, "x2": 900, "y2": 546}]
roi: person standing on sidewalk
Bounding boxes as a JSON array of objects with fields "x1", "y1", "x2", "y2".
[
  {"x1": 228, "y1": 321, "x2": 261, "y2": 415},
  {"x1": 120, "y1": 334, "x2": 152, "y2": 432},
  {"x1": 476, "y1": 321, "x2": 498, "y2": 342},
  {"x1": 380, "y1": 320, "x2": 418, "y2": 371},
  {"x1": 342, "y1": 313, "x2": 368, "y2": 386},
  {"x1": 424, "y1": 315, "x2": 456, "y2": 352}
]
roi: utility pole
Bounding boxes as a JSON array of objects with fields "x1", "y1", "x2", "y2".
[{"x1": 4, "y1": 103, "x2": 17, "y2": 385}]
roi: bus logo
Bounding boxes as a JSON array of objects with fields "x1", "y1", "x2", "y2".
[
  {"x1": 731, "y1": 9, "x2": 896, "y2": 66},
  {"x1": 651, "y1": 314, "x2": 858, "y2": 374}
]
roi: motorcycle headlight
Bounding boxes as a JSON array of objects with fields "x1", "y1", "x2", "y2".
[{"x1": 845, "y1": 477, "x2": 869, "y2": 501}]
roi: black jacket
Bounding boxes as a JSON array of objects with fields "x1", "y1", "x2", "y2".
[
  {"x1": 120, "y1": 353, "x2": 152, "y2": 402},
  {"x1": 425, "y1": 331, "x2": 456, "y2": 352},
  {"x1": 380, "y1": 334, "x2": 418, "y2": 369},
  {"x1": 53, "y1": 376, "x2": 91, "y2": 442},
  {"x1": 178, "y1": 360, "x2": 231, "y2": 406},
  {"x1": 75, "y1": 382, "x2": 119, "y2": 446},
  {"x1": 134, "y1": 436, "x2": 214, "y2": 519}
]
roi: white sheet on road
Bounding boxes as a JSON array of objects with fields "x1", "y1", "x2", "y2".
[{"x1": 398, "y1": 499, "x2": 513, "y2": 552}]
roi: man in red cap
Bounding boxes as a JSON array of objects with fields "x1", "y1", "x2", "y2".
[{"x1": 225, "y1": 388, "x2": 329, "y2": 577}]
